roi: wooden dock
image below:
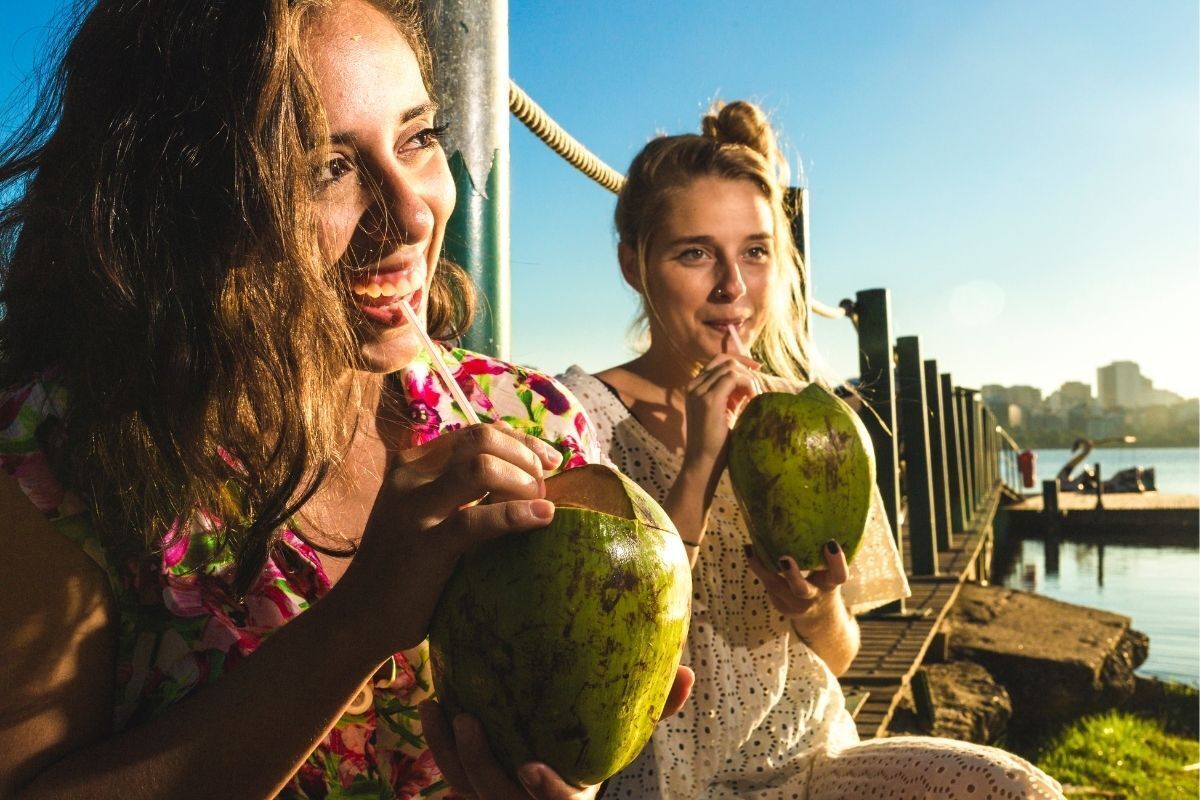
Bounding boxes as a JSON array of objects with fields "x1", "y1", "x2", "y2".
[
  {"x1": 999, "y1": 491, "x2": 1198, "y2": 546},
  {"x1": 842, "y1": 485, "x2": 1000, "y2": 739}
]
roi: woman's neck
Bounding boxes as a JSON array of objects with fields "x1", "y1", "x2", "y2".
[{"x1": 623, "y1": 342, "x2": 699, "y2": 391}]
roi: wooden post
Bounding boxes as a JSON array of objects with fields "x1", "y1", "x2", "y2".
[
  {"x1": 854, "y1": 289, "x2": 901, "y2": 546},
  {"x1": 941, "y1": 375, "x2": 967, "y2": 533},
  {"x1": 855, "y1": 289, "x2": 905, "y2": 615},
  {"x1": 956, "y1": 388, "x2": 977, "y2": 519},
  {"x1": 1095, "y1": 462, "x2": 1105, "y2": 510},
  {"x1": 1042, "y1": 479, "x2": 1060, "y2": 514},
  {"x1": 896, "y1": 337, "x2": 938, "y2": 575},
  {"x1": 965, "y1": 390, "x2": 981, "y2": 509},
  {"x1": 924, "y1": 361, "x2": 953, "y2": 550}
]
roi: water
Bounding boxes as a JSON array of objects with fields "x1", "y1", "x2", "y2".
[
  {"x1": 996, "y1": 447, "x2": 1200, "y2": 687},
  {"x1": 996, "y1": 540, "x2": 1199, "y2": 687},
  {"x1": 1028, "y1": 446, "x2": 1198, "y2": 495}
]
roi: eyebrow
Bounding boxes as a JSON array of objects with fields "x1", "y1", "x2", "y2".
[
  {"x1": 663, "y1": 232, "x2": 774, "y2": 249},
  {"x1": 329, "y1": 101, "x2": 440, "y2": 146}
]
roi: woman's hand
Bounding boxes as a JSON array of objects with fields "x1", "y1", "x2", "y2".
[
  {"x1": 336, "y1": 422, "x2": 564, "y2": 658},
  {"x1": 744, "y1": 539, "x2": 849, "y2": 620},
  {"x1": 744, "y1": 540, "x2": 860, "y2": 674},
  {"x1": 681, "y1": 353, "x2": 761, "y2": 471},
  {"x1": 418, "y1": 666, "x2": 695, "y2": 798}
]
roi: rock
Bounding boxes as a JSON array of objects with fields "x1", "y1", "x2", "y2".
[
  {"x1": 888, "y1": 661, "x2": 1013, "y2": 743},
  {"x1": 945, "y1": 584, "x2": 1148, "y2": 735}
]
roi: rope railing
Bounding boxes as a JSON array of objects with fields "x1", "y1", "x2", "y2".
[
  {"x1": 508, "y1": 80, "x2": 856, "y2": 326},
  {"x1": 509, "y1": 79, "x2": 626, "y2": 194}
]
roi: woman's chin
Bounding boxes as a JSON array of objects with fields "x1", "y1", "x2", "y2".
[{"x1": 353, "y1": 328, "x2": 424, "y2": 374}]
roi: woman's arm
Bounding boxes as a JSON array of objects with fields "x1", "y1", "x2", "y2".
[{"x1": 1, "y1": 424, "x2": 562, "y2": 800}]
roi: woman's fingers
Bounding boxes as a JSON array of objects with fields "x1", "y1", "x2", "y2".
[
  {"x1": 417, "y1": 701, "x2": 477, "y2": 797},
  {"x1": 431, "y1": 498, "x2": 556, "y2": 556},
  {"x1": 817, "y1": 540, "x2": 850, "y2": 587},
  {"x1": 395, "y1": 424, "x2": 563, "y2": 522},
  {"x1": 774, "y1": 556, "x2": 820, "y2": 601},
  {"x1": 660, "y1": 665, "x2": 694, "y2": 719},
  {"x1": 432, "y1": 712, "x2": 598, "y2": 800},
  {"x1": 514, "y1": 764, "x2": 599, "y2": 799}
]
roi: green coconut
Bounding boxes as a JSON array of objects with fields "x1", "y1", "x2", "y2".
[
  {"x1": 428, "y1": 464, "x2": 691, "y2": 787},
  {"x1": 727, "y1": 384, "x2": 876, "y2": 570}
]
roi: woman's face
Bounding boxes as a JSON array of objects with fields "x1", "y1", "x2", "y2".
[
  {"x1": 307, "y1": 0, "x2": 455, "y2": 374},
  {"x1": 633, "y1": 176, "x2": 778, "y2": 365}
]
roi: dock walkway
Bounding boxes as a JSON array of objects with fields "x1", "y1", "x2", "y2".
[{"x1": 841, "y1": 486, "x2": 999, "y2": 739}]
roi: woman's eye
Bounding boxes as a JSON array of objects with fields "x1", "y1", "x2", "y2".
[
  {"x1": 316, "y1": 155, "x2": 354, "y2": 186},
  {"x1": 679, "y1": 247, "x2": 709, "y2": 262},
  {"x1": 745, "y1": 245, "x2": 772, "y2": 261},
  {"x1": 405, "y1": 123, "x2": 450, "y2": 152}
]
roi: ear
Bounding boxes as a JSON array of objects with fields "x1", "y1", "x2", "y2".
[{"x1": 617, "y1": 242, "x2": 642, "y2": 293}]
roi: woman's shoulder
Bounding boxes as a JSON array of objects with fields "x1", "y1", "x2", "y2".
[
  {"x1": 0, "y1": 372, "x2": 72, "y2": 515},
  {"x1": 436, "y1": 349, "x2": 602, "y2": 469}
]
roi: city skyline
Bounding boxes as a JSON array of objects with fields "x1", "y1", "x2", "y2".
[{"x1": 987, "y1": 359, "x2": 1195, "y2": 404}]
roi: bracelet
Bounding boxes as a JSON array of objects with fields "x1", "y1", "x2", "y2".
[{"x1": 680, "y1": 538, "x2": 702, "y2": 547}]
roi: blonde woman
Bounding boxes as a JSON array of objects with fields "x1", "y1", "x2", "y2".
[{"x1": 560, "y1": 101, "x2": 1063, "y2": 799}]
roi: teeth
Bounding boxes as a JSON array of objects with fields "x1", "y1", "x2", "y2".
[{"x1": 351, "y1": 281, "x2": 407, "y2": 301}]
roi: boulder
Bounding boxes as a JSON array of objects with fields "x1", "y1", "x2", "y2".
[
  {"x1": 888, "y1": 660, "x2": 1013, "y2": 743},
  {"x1": 945, "y1": 584, "x2": 1148, "y2": 735}
]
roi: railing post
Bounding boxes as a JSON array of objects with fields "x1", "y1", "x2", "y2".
[
  {"x1": 423, "y1": 0, "x2": 511, "y2": 358},
  {"x1": 941, "y1": 374, "x2": 967, "y2": 533},
  {"x1": 966, "y1": 390, "x2": 982, "y2": 508},
  {"x1": 956, "y1": 388, "x2": 976, "y2": 519},
  {"x1": 924, "y1": 361, "x2": 953, "y2": 550},
  {"x1": 896, "y1": 337, "x2": 938, "y2": 575},
  {"x1": 854, "y1": 289, "x2": 906, "y2": 615},
  {"x1": 854, "y1": 289, "x2": 901, "y2": 545}
]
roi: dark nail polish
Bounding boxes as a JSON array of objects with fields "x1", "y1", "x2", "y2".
[
  {"x1": 777, "y1": 557, "x2": 790, "y2": 571},
  {"x1": 826, "y1": 539, "x2": 840, "y2": 554},
  {"x1": 743, "y1": 544, "x2": 754, "y2": 559}
]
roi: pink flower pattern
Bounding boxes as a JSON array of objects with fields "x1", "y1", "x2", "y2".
[{"x1": 0, "y1": 345, "x2": 602, "y2": 799}]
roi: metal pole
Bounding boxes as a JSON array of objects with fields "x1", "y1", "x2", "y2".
[
  {"x1": 423, "y1": 0, "x2": 510, "y2": 357},
  {"x1": 896, "y1": 337, "x2": 938, "y2": 575}
]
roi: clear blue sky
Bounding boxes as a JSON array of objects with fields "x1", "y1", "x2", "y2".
[{"x1": 3, "y1": 1, "x2": 1197, "y2": 399}]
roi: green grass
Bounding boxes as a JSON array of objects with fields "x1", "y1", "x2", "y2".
[{"x1": 1030, "y1": 710, "x2": 1198, "y2": 799}]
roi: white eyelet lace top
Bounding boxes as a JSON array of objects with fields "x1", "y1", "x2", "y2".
[{"x1": 559, "y1": 366, "x2": 911, "y2": 798}]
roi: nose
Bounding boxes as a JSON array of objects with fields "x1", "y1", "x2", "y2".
[
  {"x1": 362, "y1": 164, "x2": 435, "y2": 249},
  {"x1": 710, "y1": 258, "x2": 747, "y2": 303}
]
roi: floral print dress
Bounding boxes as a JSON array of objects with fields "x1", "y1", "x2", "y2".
[{"x1": 0, "y1": 345, "x2": 601, "y2": 799}]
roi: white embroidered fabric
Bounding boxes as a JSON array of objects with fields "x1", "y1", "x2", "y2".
[{"x1": 559, "y1": 367, "x2": 1064, "y2": 800}]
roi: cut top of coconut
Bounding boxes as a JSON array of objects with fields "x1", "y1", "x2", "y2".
[{"x1": 544, "y1": 465, "x2": 678, "y2": 536}]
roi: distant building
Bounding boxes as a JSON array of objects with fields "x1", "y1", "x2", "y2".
[
  {"x1": 1098, "y1": 361, "x2": 1145, "y2": 409},
  {"x1": 1047, "y1": 381, "x2": 1093, "y2": 413},
  {"x1": 1095, "y1": 360, "x2": 1183, "y2": 409}
]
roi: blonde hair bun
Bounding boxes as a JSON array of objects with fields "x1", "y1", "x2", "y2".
[{"x1": 701, "y1": 100, "x2": 776, "y2": 162}]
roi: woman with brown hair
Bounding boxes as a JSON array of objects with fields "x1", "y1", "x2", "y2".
[
  {"x1": 561, "y1": 100, "x2": 1064, "y2": 798},
  {"x1": 0, "y1": 1, "x2": 687, "y2": 798}
]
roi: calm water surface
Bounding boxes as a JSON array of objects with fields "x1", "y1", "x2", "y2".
[{"x1": 998, "y1": 447, "x2": 1199, "y2": 687}]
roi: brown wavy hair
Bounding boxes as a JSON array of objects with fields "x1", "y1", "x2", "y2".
[
  {"x1": 0, "y1": 0, "x2": 472, "y2": 595},
  {"x1": 614, "y1": 100, "x2": 811, "y2": 383}
]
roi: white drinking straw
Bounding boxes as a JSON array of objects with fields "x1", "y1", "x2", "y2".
[
  {"x1": 726, "y1": 323, "x2": 748, "y2": 357},
  {"x1": 397, "y1": 299, "x2": 482, "y2": 425},
  {"x1": 727, "y1": 324, "x2": 763, "y2": 396}
]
